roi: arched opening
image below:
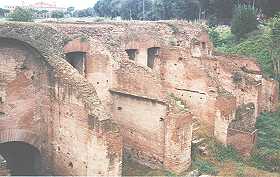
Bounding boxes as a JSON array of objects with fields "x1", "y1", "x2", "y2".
[{"x1": 0, "y1": 142, "x2": 41, "y2": 176}]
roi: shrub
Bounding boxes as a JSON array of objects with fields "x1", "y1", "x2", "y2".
[
  {"x1": 208, "y1": 139, "x2": 242, "y2": 162},
  {"x1": 51, "y1": 10, "x2": 64, "y2": 19},
  {"x1": 208, "y1": 25, "x2": 235, "y2": 50},
  {"x1": 249, "y1": 111, "x2": 280, "y2": 172},
  {"x1": 8, "y1": 7, "x2": 34, "y2": 22},
  {"x1": 231, "y1": 5, "x2": 258, "y2": 39},
  {"x1": 236, "y1": 163, "x2": 245, "y2": 177},
  {"x1": 193, "y1": 159, "x2": 219, "y2": 175}
]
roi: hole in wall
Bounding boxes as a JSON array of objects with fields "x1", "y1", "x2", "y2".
[
  {"x1": 201, "y1": 42, "x2": 206, "y2": 50},
  {"x1": 117, "y1": 107, "x2": 122, "y2": 111},
  {"x1": 125, "y1": 49, "x2": 138, "y2": 61},
  {"x1": 0, "y1": 97, "x2": 3, "y2": 104},
  {"x1": 147, "y1": 47, "x2": 160, "y2": 69},
  {"x1": 68, "y1": 162, "x2": 73, "y2": 168},
  {"x1": 160, "y1": 118, "x2": 164, "y2": 121},
  {"x1": 66, "y1": 52, "x2": 86, "y2": 75},
  {"x1": 0, "y1": 112, "x2": 5, "y2": 117},
  {"x1": 97, "y1": 82, "x2": 100, "y2": 85}
]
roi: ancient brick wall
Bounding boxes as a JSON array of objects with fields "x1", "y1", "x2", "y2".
[
  {"x1": 259, "y1": 78, "x2": 279, "y2": 112},
  {"x1": 111, "y1": 92, "x2": 166, "y2": 168},
  {"x1": 1, "y1": 21, "x2": 278, "y2": 175},
  {"x1": 50, "y1": 81, "x2": 122, "y2": 176},
  {"x1": 0, "y1": 39, "x2": 52, "y2": 174},
  {"x1": 0, "y1": 23, "x2": 123, "y2": 176}
]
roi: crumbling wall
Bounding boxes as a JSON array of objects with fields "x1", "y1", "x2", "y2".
[
  {"x1": 259, "y1": 78, "x2": 279, "y2": 112},
  {"x1": 0, "y1": 38, "x2": 51, "y2": 174},
  {"x1": 1, "y1": 21, "x2": 277, "y2": 174},
  {"x1": 50, "y1": 80, "x2": 122, "y2": 176},
  {"x1": 111, "y1": 92, "x2": 166, "y2": 168},
  {"x1": 159, "y1": 46, "x2": 217, "y2": 134},
  {"x1": 214, "y1": 93, "x2": 236, "y2": 144},
  {"x1": 0, "y1": 23, "x2": 123, "y2": 176},
  {"x1": 164, "y1": 96, "x2": 192, "y2": 174}
]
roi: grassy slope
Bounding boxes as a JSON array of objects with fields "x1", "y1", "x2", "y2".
[{"x1": 209, "y1": 25, "x2": 274, "y2": 78}]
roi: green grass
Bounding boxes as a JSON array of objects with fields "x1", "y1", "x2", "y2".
[
  {"x1": 208, "y1": 139, "x2": 242, "y2": 163},
  {"x1": 208, "y1": 24, "x2": 274, "y2": 78},
  {"x1": 191, "y1": 114, "x2": 280, "y2": 175},
  {"x1": 248, "y1": 111, "x2": 280, "y2": 172},
  {"x1": 193, "y1": 159, "x2": 219, "y2": 175},
  {"x1": 122, "y1": 158, "x2": 175, "y2": 176}
]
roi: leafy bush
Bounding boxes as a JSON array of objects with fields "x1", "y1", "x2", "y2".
[
  {"x1": 249, "y1": 111, "x2": 280, "y2": 172},
  {"x1": 51, "y1": 10, "x2": 64, "y2": 19},
  {"x1": 231, "y1": 5, "x2": 258, "y2": 39},
  {"x1": 225, "y1": 33, "x2": 273, "y2": 77},
  {"x1": 208, "y1": 25, "x2": 235, "y2": 50},
  {"x1": 208, "y1": 139, "x2": 242, "y2": 162},
  {"x1": 8, "y1": 7, "x2": 34, "y2": 22},
  {"x1": 193, "y1": 159, "x2": 219, "y2": 175},
  {"x1": 236, "y1": 163, "x2": 245, "y2": 177}
]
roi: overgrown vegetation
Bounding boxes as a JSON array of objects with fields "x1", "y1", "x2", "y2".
[
  {"x1": 249, "y1": 111, "x2": 280, "y2": 172},
  {"x1": 8, "y1": 7, "x2": 34, "y2": 22},
  {"x1": 208, "y1": 13, "x2": 280, "y2": 79},
  {"x1": 193, "y1": 159, "x2": 218, "y2": 175},
  {"x1": 191, "y1": 111, "x2": 280, "y2": 176}
]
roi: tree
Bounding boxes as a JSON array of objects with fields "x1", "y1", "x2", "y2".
[
  {"x1": 66, "y1": 7, "x2": 75, "y2": 17},
  {"x1": 74, "y1": 8, "x2": 95, "y2": 17},
  {"x1": 0, "y1": 8, "x2": 9, "y2": 17},
  {"x1": 8, "y1": 7, "x2": 34, "y2": 22},
  {"x1": 269, "y1": 14, "x2": 280, "y2": 80},
  {"x1": 256, "y1": 0, "x2": 280, "y2": 18},
  {"x1": 51, "y1": 10, "x2": 64, "y2": 19},
  {"x1": 231, "y1": 5, "x2": 258, "y2": 39},
  {"x1": 208, "y1": 0, "x2": 234, "y2": 25}
]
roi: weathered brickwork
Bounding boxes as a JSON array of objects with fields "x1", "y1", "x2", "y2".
[
  {"x1": 0, "y1": 23, "x2": 122, "y2": 176},
  {"x1": 0, "y1": 21, "x2": 278, "y2": 175}
]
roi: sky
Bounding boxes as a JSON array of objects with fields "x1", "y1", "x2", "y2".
[{"x1": 0, "y1": 0, "x2": 97, "y2": 9}]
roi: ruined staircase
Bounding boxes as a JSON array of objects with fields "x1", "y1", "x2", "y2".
[{"x1": 192, "y1": 119, "x2": 209, "y2": 156}]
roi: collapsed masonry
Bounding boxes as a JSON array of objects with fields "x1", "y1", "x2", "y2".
[{"x1": 0, "y1": 21, "x2": 278, "y2": 175}]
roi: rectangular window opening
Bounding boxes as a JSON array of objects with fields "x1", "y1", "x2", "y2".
[
  {"x1": 147, "y1": 47, "x2": 160, "y2": 69},
  {"x1": 66, "y1": 52, "x2": 86, "y2": 76},
  {"x1": 125, "y1": 49, "x2": 138, "y2": 61},
  {"x1": 201, "y1": 42, "x2": 206, "y2": 50}
]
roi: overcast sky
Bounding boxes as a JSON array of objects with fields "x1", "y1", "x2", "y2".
[{"x1": 0, "y1": 0, "x2": 97, "y2": 9}]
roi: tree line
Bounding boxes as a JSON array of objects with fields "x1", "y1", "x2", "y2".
[{"x1": 93, "y1": 0, "x2": 280, "y2": 24}]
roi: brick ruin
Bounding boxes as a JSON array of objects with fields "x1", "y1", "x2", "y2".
[{"x1": 0, "y1": 21, "x2": 278, "y2": 175}]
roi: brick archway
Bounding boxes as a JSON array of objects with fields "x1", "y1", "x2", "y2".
[
  {"x1": 0, "y1": 23, "x2": 109, "y2": 120},
  {"x1": 0, "y1": 129, "x2": 41, "y2": 151}
]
